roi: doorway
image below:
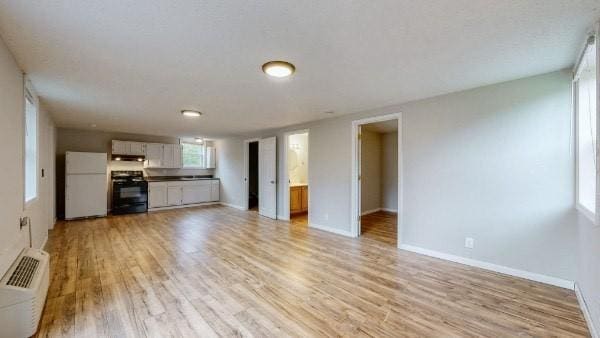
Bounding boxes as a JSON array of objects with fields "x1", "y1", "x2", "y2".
[
  {"x1": 283, "y1": 130, "x2": 309, "y2": 226},
  {"x1": 248, "y1": 141, "x2": 259, "y2": 210},
  {"x1": 244, "y1": 137, "x2": 277, "y2": 218},
  {"x1": 351, "y1": 113, "x2": 402, "y2": 246}
]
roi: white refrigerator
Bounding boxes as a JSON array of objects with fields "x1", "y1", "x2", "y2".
[{"x1": 65, "y1": 152, "x2": 108, "y2": 220}]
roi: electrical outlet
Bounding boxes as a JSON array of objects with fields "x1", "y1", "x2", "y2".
[{"x1": 465, "y1": 237, "x2": 474, "y2": 249}]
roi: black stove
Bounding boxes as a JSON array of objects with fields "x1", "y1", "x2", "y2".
[{"x1": 111, "y1": 171, "x2": 148, "y2": 215}]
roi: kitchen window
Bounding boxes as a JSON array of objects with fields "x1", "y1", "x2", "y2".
[
  {"x1": 24, "y1": 89, "x2": 37, "y2": 204},
  {"x1": 182, "y1": 143, "x2": 206, "y2": 168},
  {"x1": 575, "y1": 35, "x2": 597, "y2": 220}
]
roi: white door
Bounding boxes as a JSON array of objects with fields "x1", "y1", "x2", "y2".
[
  {"x1": 259, "y1": 137, "x2": 277, "y2": 219},
  {"x1": 357, "y1": 125, "x2": 362, "y2": 236},
  {"x1": 65, "y1": 174, "x2": 107, "y2": 219},
  {"x1": 145, "y1": 144, "x2": 163, "y2": 168}
]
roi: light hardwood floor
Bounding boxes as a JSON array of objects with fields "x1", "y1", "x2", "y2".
[
  {"x1": 361, "y1": 211, "x2": 397, "y2": 246},
  {"x1": 37, "y1": 205, "x2": 589, "y2": 337}
]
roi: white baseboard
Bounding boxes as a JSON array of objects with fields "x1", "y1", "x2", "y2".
[
  {"x1": 361, "y1": 208, "x2": 381, "y2": 216},
  {"x1": 219, "y1": 202, "x2": 246, "y2": 210},
  {"x1": 361, "y1": 208, "x2": 398, "y2": 215},
  {"x1": 309, "y1": 223, "x2": 355, "y2": 237},
  {"x1": 277, "y1": 214, "x2": 290, "y2": 221},
  {"x1": 399, "y1": 244, "x2": 574, "y2": 290},
  {"x1": 149, "y1": 202, "x2": 220, "y2": 212},
  {"x1": 575, "y1": 283, "x2": 599, "y2": 338}
]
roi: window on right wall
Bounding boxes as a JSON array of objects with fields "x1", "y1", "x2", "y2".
[{"x1": 575, "y1": 35, "x2": 597, "y2": 220}]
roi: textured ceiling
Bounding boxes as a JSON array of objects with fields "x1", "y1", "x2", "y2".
[{"x1": 0, "y1": 1, "x2": 598, "y2": 138}]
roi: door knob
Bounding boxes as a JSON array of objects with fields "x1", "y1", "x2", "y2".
[{"x1": 270, "y1": 180, "x2": 275, "y2": 184}]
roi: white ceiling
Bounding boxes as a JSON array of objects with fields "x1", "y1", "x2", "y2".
[{"x1": 0, "y1": 1, "x2": 598, "y2": 138}]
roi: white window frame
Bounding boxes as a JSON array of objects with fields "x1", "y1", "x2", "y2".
[
  {"x1": 181, "y1": 142, "x2": 206, "y2": 169},
  {"x1": 574, "y1": 32, "x2": 598, "y2": 224},
  {"x1": 23, "y1": 82, "x2": 39, "y2": 209}
]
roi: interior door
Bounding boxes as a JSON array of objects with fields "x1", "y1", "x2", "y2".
[
  {"x1": 357, "y1": 125, "x2": 362, "y2": 236},
  {"x1": 259, "y1": 137, "x2": 277, "y2": 219}
]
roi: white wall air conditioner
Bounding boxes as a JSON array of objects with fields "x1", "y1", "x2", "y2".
[{"x1": 0, "y1": 248, "x2": 49, "y2": 338}]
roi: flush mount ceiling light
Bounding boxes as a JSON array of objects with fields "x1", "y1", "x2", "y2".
[
  {"x1": 195, "y1": 138, "x2": 204, "y2": 144},
  {"x1": 262, "y1": 61, "x2": 295, "y2": 78},
  {"x1": 181, "y1": 110, "x2": 202, "y2": 117}
]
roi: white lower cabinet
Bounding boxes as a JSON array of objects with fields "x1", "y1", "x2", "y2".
[
  {"x1": 148, "y1": 182, "x2": 168, "y2": 208},
  {"x1": 149, "y1": 179, "x2": 219, "y2": 210},
  {"x1": 182, "y1": 182, "x2": 212, "y2": 204},
  {"x1": 167, "y1": 185, "x2": 183, "y2": 206}
]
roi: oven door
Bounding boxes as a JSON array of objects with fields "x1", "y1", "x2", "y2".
[{"x1": 113, "y1": 181, "x2": 148, "y2": 205}]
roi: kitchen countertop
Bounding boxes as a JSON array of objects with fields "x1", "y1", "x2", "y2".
[
  {"x1": 290, "y1": 183, "x2": 308, "y2": 187},
  {"x1": 145, "y1": 176, "x2": 219, "y2": 182}
]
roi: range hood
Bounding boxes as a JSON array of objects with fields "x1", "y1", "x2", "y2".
[{"x1": 111, "y1": 154, "x2": 145, "y2": 162}]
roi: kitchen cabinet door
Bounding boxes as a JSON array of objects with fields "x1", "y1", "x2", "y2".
[
  {"x1": 182, "y1": 184, "x2": 211, "y2": 204},
  {"x1": 173, "y1": 144, "x2": 182, "y2": 168},
  {"x1": 167, "y1": 186, "x2": 182, "y2": 206},
  {"x1": 129, "y1": 142, "x2": 145, "y2": 156},
  {"x1": 112, "y1": 140, "x2": 129, "y2": 155},
  {"x1": 162, "y1": 144, "x2": 175, "y2": 168},
  {"x1": 290, "y1": 187, "x2": 302, "y2": 213},
  {"x1": 145, "y1": 143, "x2": 163, "y2": 168},
  {"x1": 148, "y1": 182, "x2": 168, "y2": 208},
  {"x1": 210, "y1": 180, "x2": 220, "y2": 201},
  {"x1": 206, "y1": 146, "x2": 216, "y2": 169},
  {"x1": 301, "y1": 186, "x2": 309, "y2": 210}
]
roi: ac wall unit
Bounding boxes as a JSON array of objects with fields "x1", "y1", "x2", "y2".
[{"x1": 0, "y1": 248, "x2": 49, "y2": 338}]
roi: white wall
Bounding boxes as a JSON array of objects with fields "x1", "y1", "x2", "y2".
[
  {"x1": 214, "y1": 137, "x2": 245, "y2": 208},
  {"x1": 216, "y1": 69, "x2": 578, "y2": 284},
  {"x1": 0, "y1": 36, "x2": 55, "y2": 278},
  {"x1": 360, "y1": 130, "x2": 381, "y2": 213},
  {"x1": 381, "y1": 132, "x2": 398, "y2": 211}
]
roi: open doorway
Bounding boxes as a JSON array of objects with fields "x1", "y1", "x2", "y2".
[
  {"x1": 351, "y1": 113, "x2": 401, "y2": 246},
  {"x1": 283, "y1": 130, "x2": 309, "y2": 226},
  {"x1": 248, "y1": 141, "x2": 259, "y2": 210}
]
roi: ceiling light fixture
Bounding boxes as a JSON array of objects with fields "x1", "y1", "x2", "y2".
[
  {"x1": 181, "y1": 110, "x2": 202, "y2": 117},
  {"x1": 262, "y1": 61, "x2": 295, "y2": 78},
  {"x1": 195, "y1": 138, "x2": 204, "y2": 144}
]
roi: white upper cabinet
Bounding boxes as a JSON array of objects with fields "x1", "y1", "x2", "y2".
[
  {"x1": 144, "y1": 143, "x2": 163, "y2": 168},
  {"x1": 112, "y1": 140, "x2": 146, "y2": 156},
  {"x1": 206, "y1": 146, "x2": 216, "y2": 169},
  {"x1": 111, "y1": 140, "x2": 129, "y2": 155},
  {"x1": 162, "y1": 144, "x2": 174, "y2": 168},
  {"x1": 129, "y1": 142, "x2": 145, "y2": 156},
  {"x1": 173, "y1": 144, "x2": 182, "y2": 168}
]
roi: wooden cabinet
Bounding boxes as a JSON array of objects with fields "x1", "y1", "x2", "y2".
[
  {"x1": 149, "y1": 179, "x2": 220, "y2": 210},
  {"x1": 148, "y1": 182, "x2": 168, "y2": 208},
  {"x1": 290, "y1": 185, "x2": 308, "y2": 214}
]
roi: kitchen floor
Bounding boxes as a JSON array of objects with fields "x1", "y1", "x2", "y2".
[{"x1": 38, "y1": 205, "x2": 589, "y2": 337}]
